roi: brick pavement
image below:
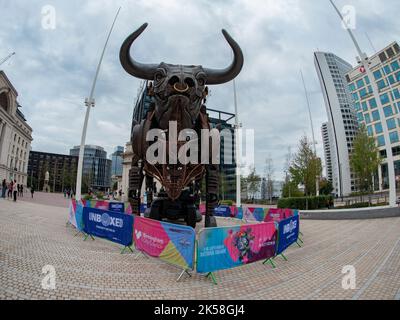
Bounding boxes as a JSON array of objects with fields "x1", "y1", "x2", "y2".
[{"x1": 1, "y1": 198, "x2": 400, "y2": 300}]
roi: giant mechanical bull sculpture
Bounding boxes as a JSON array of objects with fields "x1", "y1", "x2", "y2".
[{"x1": 120, "y1": 23, "x2": 244, "y2": 228}]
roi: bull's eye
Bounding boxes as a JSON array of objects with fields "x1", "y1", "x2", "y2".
[{"x1": 155, "y1": 73, "x2": 164, "y2": 82}]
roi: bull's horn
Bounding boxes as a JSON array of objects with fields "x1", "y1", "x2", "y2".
[
  {"x1": 204, "y1": 30, "x2": 244, "y2": 85},
  {"x1": 120, "y1": 23, "x2": 158, "y2": 80}
]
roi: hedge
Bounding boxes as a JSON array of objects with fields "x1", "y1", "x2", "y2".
[{"x1": 277, "y1": 195, "x2": 334, "y2": 210}]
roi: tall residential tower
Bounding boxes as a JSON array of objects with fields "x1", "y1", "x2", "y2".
[{"x1": 315, "y1": 52, "x2": 359, "y2": 197}]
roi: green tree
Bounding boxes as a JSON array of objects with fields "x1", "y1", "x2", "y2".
[
  {"x1": 289, "y1": 136, "x2": 322, "y2": 196},
  {"x1": 246, "y1": 167, "x2": 261, "y2": 200},
  {"x1": 319, "y1": 178, "x2": 334, "y2": 195},
  {"x1": 350, "y1": 125, "x2": 382, "y2": 193}
]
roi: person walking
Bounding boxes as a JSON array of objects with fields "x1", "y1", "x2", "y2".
[
  {"x1": 20, "y1": 184, "x2": 24, "y2": 197},
  {"x1": 13, "y1": 180, "x2": 17, "y2": 202},
  {"x1": 30, "y1": 186, "x2": 35, "y2": 199},
  {"x1": 1, "y1": 179, "x2": 6, "y2": 198},
  {"x1": 7, "y1": 181, "x2": 13, "y2": 199}
]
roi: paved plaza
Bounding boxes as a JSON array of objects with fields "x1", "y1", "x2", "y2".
[{"x1": 1, "y1": 196, "x2": 400, "y2": 300}]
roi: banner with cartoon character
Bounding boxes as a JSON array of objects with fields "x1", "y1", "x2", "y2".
[
  {"x1": 134, "y1": 217, "x2": 196, "y2": 270},
  {"x1": 196, "y1": 222, "x2": 277, "y2": 273},
  {"x1": 276, "y1": 215, "x2": 300, "y2": 255},
  {"x1": 83, "y1": 207, "x2": 134, "y2": 247}
]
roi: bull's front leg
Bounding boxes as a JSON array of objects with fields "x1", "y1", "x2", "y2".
[{"x1": 205, "y1": 164, "x2": 218, "y2": 228}]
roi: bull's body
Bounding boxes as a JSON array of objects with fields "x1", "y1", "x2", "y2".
[{"x1": 120, "y1": 23, "x2": 243, "y2": 228}]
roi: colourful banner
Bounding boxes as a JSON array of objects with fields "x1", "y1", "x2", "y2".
[
  {"x1": 109, "y1": 202, "x2": 125, "y2": 213},
  {"x1": 276, "y1": 215, "x2": 300, "y2": 255},
  {"x1": 83, "y1": 207, "x2": 134, "y2": 247},
  {"x1": 196, "y1": 222, "x2": 277, "y2": 273},
  {"x1": 134, "y1": 217, "x2": 195, "y2": 270},
  {"x1": 68, "y1": 200, "x2": 84, "y2": 231},
  {"x1": 199, "y1": 204, "x2": 244, "y2": 220},
  {"x1": 243, "y1": 207, "x2": 296, "y2": 223}
]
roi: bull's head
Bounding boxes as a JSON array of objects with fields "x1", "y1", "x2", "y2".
[{"x1": 120, "y1": 23, "x2": 244, "y2": 131}]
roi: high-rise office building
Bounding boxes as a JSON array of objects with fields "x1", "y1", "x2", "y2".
[
  {"x1": 111, "y1": 146, "x2": 124, "y2": 177},
  {"x1": 315, "y1": 52, "x2": 359, "y2": 196},
  {"x1": 69, "y1": 145, "x2": 112, "y2": 191},
  {"x1": 346, "y1": 42, "x2": 400, "y2": 190},
  {"x1": 321, "y1": 122, "x2": 333, "y2": 183}
]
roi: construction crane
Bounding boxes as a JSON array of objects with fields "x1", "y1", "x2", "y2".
[{"x1": 0, "y1": 52, "x2": 16, "y2": 67}]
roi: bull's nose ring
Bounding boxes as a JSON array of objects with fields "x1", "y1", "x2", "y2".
[{"x1": 173, "y1": 83, "x2": 189, "y2": 93}]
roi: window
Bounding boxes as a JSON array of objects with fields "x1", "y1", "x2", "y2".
[
  {"x1": 360, "y1": 88, "x2": 367, "y2": 98},
  {"x1": 362, "y1": 102, "x2": 368, "y2": 111},
  {"x1": 390, "y1": 131, "x2": 399, "y2": 143},
  {"x1": 357, "y1": 112, "x2": 364, "y2": 122},
  {"x1": 372, "y1": 110, "x2": 380, "y2": 122},
  {"x1": 378, "y1": 79, "x2": 387, "y2": 90},
  {"x1": 391, "y1": 61, "x2": 400, "y2": 71},
  {"x1": 349, "y1": 83, "x2": 356, "y2": 92},
  {"x1": 352, "y1": 92, "x2": 359, "y2": 101},
  {"x1": 394, "y1": 89, "x2": 400, "y2": 100},
  {"x1": 387, "y1": 118, "x2": 397, "y2": 130},
  {"x1": 388, "y1": 75, "x2": 396, "y2": 85},
  {"x1": 356, "y1": 78, "x2": 365, "y2": 89},
  {"x1": 380, "y1": 93, "x2": 390, "y2": 105},
  {"x1": 364, "y1": 76, "x2": 370, "y2": 85},
  {"x1": 367, "y1": 126, "x2": 373, "y2": 136},
  {"x1": 365, "y1": 113, "x2": 371, "y2": 124},
  {"x1": 377, "y1": 135, "x2": 385, "y2": 147},
  {"x1": 369, "y1": 98, "x2": 377, "y2": 109},
  {"x1": 374, "y1": 122, "x2": 383, "y2": 134},
  {"x1": 384, "y1": 65, "x2": 391, "y2": 75},
  {"x1": 384, "y1": 106, "x2": 393, "y2": 117},
  {"x1": 373, "y1": 70, "x2": 382, "y2": 80}
]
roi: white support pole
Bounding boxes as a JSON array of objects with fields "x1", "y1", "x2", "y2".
[
  {"x1": 233, "y1": 78, "x2": 241, "y2": 208},
  {"x1": 300, "y1": 70, "x2": 320, "y2": 196},
  {"x1": 330, "y1": 0, "x2": 397, "y2": 206},
  {"x1": 75, "y1": 7, "x2": 121, "y2": 201}
]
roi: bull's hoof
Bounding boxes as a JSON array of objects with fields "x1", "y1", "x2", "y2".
[{"x1": 205, "y1": 216, "x2": 217, "y2": 228}]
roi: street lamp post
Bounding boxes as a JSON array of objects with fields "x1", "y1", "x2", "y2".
[
  {"x1": 330, "y1": 0, "x2": 397, "y2": 207},
  {"x1": 75, "y1": 7, "x2": 121, "y2": 201}
]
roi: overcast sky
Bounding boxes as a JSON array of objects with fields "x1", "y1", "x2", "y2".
[{"x1": 1, "y1": 0, "x2": 399, "y2": 180}]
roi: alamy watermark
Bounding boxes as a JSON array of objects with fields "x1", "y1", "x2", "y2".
[
  {"x1": 341, "y1": 5, "x2": 356, "y2": 30},
  {"x1": 341, "y1": 265, "x2": 356, "y2": 290},
  {"x1": 41, "y1": 5, "x2": 57, "y2": 30},
  {"x1": 145, "y1": 121, "x2": 255, "y2": 177},
  {"x1": 41, "y1": 265, "x2": 56, "y2": 290}
]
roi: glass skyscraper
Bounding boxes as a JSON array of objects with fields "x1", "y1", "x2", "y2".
[
  {"x1": 346, "y1": 42, "x2": 400, "y2": 190},
  {"x1": 111, "y1": 146, "x2": 124, "y2": 177},
  {"x1": 70, "y1": 145, "x2": 112, "y2": 191}
]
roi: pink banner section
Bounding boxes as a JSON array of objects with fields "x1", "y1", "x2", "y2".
[{"x1": 243, "y1": 207, "x2": 297, "y2": 223}]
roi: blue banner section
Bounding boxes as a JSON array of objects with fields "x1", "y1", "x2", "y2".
[
  {"x1": 214, "y1": 206, "x2": 232, "y2": 218},
  {"x1": 83, "y1": 208, "x2": 134, "y2": 246},
  {"x1": 108, "y1": 202, "x2": 125, "y2": 213},
  {"x1": 276, "y1": 215, "x2": 300, "y2": 255}
]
